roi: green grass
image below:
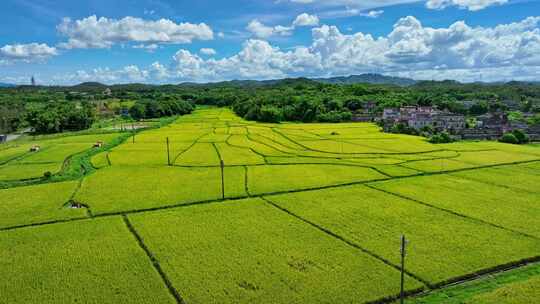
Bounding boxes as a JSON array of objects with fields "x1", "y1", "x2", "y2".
[
  {"x1": 0, "y1": 181, "x2": 85, "y2": 229},
  {"x1": 409, "y1": 262, "x2": 540, "y2": 304},
  {"x1": 468, "y1": 276, "x2": 540, "y2": 304},
  {"x1": 266, "y1": 185, "x2": 540, "y2": 285},
  {"x1": 128, "y1": 198, "x2": 422, "y2": 303},
  {"x1": 247, "y1": 164, "x2": 387, "y2": 194},
  {"x1": 75, "y1": 166, "x2": 223, "y2": 214},
  {"x1": 372, "y1": 175, "x2": 540, "y2": 237},
  {"x1": 90, "y1": 151, "x2": 109, "y2": 168},
  {"x1": 0, "y1": 217, "x2": 175, "y2": 303}
]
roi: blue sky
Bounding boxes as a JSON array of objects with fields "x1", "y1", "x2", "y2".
[{"x1": 1, "y1": 0, "x2": 539, "y2": 85}]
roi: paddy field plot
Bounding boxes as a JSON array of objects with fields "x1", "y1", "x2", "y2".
[
  {"x1": 0, "y1": 218, "x2": 175, "y2": 304},
  {"x1": 247, "y1": 164, "x2": 387, "y2": 195},
  {"x1": 372, "y1": 175, "x2": 540, "y2": 238},
  {"x1": 0, "y1": 181, "x2": 85, "y2": 229},
  {"x1": 1, "y1": 107, "x2": 540, "y2": 303},
  {"x1": 450, "y1": 162, "x2": 540, "y2": 193},
  {"x1": 0, "y1": 132, "x2": 125, "y2": 181},
  {"x1": 128, "y1": 198, "x2": 422, "y2": 304},
  {"x1": 266, "y1": 185, "x2": 540, "y2": 285},
  {"x1": 75, "y1": 166, "x2": 225, "y2": 214}
]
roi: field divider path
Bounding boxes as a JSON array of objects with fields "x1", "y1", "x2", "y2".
[
  {"x1": 364, "y1": 184, "x2": 540, "y2": 241},
  {"x1": 171, "y1": 132, "x2": 211, "y2": 164},
  {"x1": 260, "y1": 196, "x2": 433, "y2": 288},
  {"x1": 122, "y1": 215, "x2": 186, "y2": 304},
  {"x1": 405, "y1": 258, "x2": 540, "y2": 302}
]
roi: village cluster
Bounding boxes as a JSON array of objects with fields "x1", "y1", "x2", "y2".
[{"x1": 352, "y1": 101, "x2": 540, "y2": 141}]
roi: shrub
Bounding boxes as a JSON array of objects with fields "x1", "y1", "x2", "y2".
[
  {"x1": 512, "y1": 129, "x2": 529, "y2": 144},
  {"x1": 43, "y1": 171, "x2": 52, "y2": 179},
  {"x1": 429, "y1": 132, "x2": 454, "y2": 144},
  {"x1": 499, "y1": 133, "x2": 519, "y2": 144},
  {"x1": 258, "y1": 105, "x2": 282, "y2": 123}
]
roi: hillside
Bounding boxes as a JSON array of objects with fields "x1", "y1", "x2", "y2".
[{"x1": 315, "y1": 73, "x2": 417, "y2": 86}]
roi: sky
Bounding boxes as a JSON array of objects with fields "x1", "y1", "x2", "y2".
[{"x1": 1, "y1": 0, "x2": 540, "y2": 85}]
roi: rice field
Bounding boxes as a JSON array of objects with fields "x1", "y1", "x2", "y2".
[{"x1": 1, "y1": 107, "x2": 539, "y2": 303}]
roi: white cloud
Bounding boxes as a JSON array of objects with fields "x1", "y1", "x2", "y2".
[
  {"x1": 133, "y1": 43, "x2": 159, "y2": 52},
  {"x1": 283, "y1": 0, "x2": 505, "y2": 11},
  {"x1": 363, "y1": 10, "x2": 384, "y2": 18},
  {"x1": 0, "y1": 43, "x2": 58, "y2": 64},
  {"x1": 426, "y1": 0, "x2": 507, "y2": 11},
  {"x1": 293, "y1": 13, "x2": 320, "y2": 26},
  {"x1": 246, "y1": 20, "x2": 293, "y2": 38},
  {"x1": 57, "y1": 15, "x2": 213, "y2": 49},
  {"x1": 169, "y1": 16, "x2": 540, "y2": 82},
  {"x1": 200, "y1": 48, "x2": 217, "y2": 56},
  {"x1": 247, "y1": 13, "x2": 319, "y2": 38},
  {"x1": 19, "y1": 15, "x2": 540, "y2": 84}
]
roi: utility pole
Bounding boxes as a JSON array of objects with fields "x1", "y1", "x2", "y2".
[
  {"x1": 400, "y1": 235, "x2": 407, "y2": 304},
  {"x1": 220, "y1": 160, "x2": 225, "y2": 199},
  {"x1": 166, "y1": 137, "x2": 171, "y2": 166},
  {"x1": 132, "y1": 123, "x2": 135, "y2": 144}
]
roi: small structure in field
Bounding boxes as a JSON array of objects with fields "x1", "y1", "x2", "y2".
[
  {"x1": 93, "y1": 141, "x2": 104, "y2": 148},
  {"x1": 30, "y1": 144, "x2": 41, "y2": 152}
]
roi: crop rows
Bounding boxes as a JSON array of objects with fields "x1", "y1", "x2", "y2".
[{"x1": 1, "y1": 107, "x2": 539, "y2": 303}]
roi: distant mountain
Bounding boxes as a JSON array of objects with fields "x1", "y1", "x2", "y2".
[
  {"x1": 314, "y1": 74, "x2": 417, "y2": 86},
  {"x1": 72, "y1": 82, "x2": 108, "y2": 89},
  {"x1": 0, "y1": 82, "x2": 16, "y2": 88},
  {"x1": 177, "y1": 74, "x2": 415, "y2": 88}
]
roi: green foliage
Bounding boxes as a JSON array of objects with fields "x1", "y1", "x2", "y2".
[
  {"x1": 25, "y1": 101, "x2": 96, "y2": 134},
  {"x1": 499, "y1": 129, "x2": 529, "y2": 145},
  {"x1": 410, "y1": 262, "x2": 540, "y2": 304},
  {"x1": 428, "y1": 131, "x2": 454, "y2": 144},
  {"x1": 512, "y1": 129, "x2": 530, "y2": 144},
  {"x1": 499, "y1": 133, "x2": 519, "y2": 144},
  {"x1": 129, "y1": 99, "x2": 194, "y2": 120}
]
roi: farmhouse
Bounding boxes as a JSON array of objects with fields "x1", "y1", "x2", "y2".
[
  {"x1": 352, "y1": 101, "x2": 378, "y2": 122},
  {"x1": 382, "y1": 106, "x2": 465, "y2": 134}
]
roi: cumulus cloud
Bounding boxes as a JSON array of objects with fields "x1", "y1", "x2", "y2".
[
  {"x1": 247, "y1": 13, "x2": 319, "y2": 38},
  {"x1": 426, "y1": 0, "x2": 507, "y2": 11},
  {"x1": 293, "y1": 13, "x2": 320, "y2": 26},
  {"x1": 0, "y1": 43, "x2": 58, "y2": 64},
  {"x1": 169, "y1": 16, "x2": 540, "y2": 82},
  {"x1": 24, "y1": 15, "x2": 540, "y2": 84},
  {"x1": 200, "y1": 48, "x2": 217, "y2": 56},
  {"x1": 57, "y1": 15, "x2": 213, "y2": 49},
  {"x1": 363, "y1": 10, "x2": 384, "y2": 18},
  {"x1": 133, "y1": 43, "x2": 159, "y2": 52},
  {"x1": 283, "y1": 0, "x2": 505, "y2": 11}
]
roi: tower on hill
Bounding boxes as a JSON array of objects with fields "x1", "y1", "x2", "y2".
[{"x1": 31, "y1": 76, "x2": 36, "y2": 86}]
